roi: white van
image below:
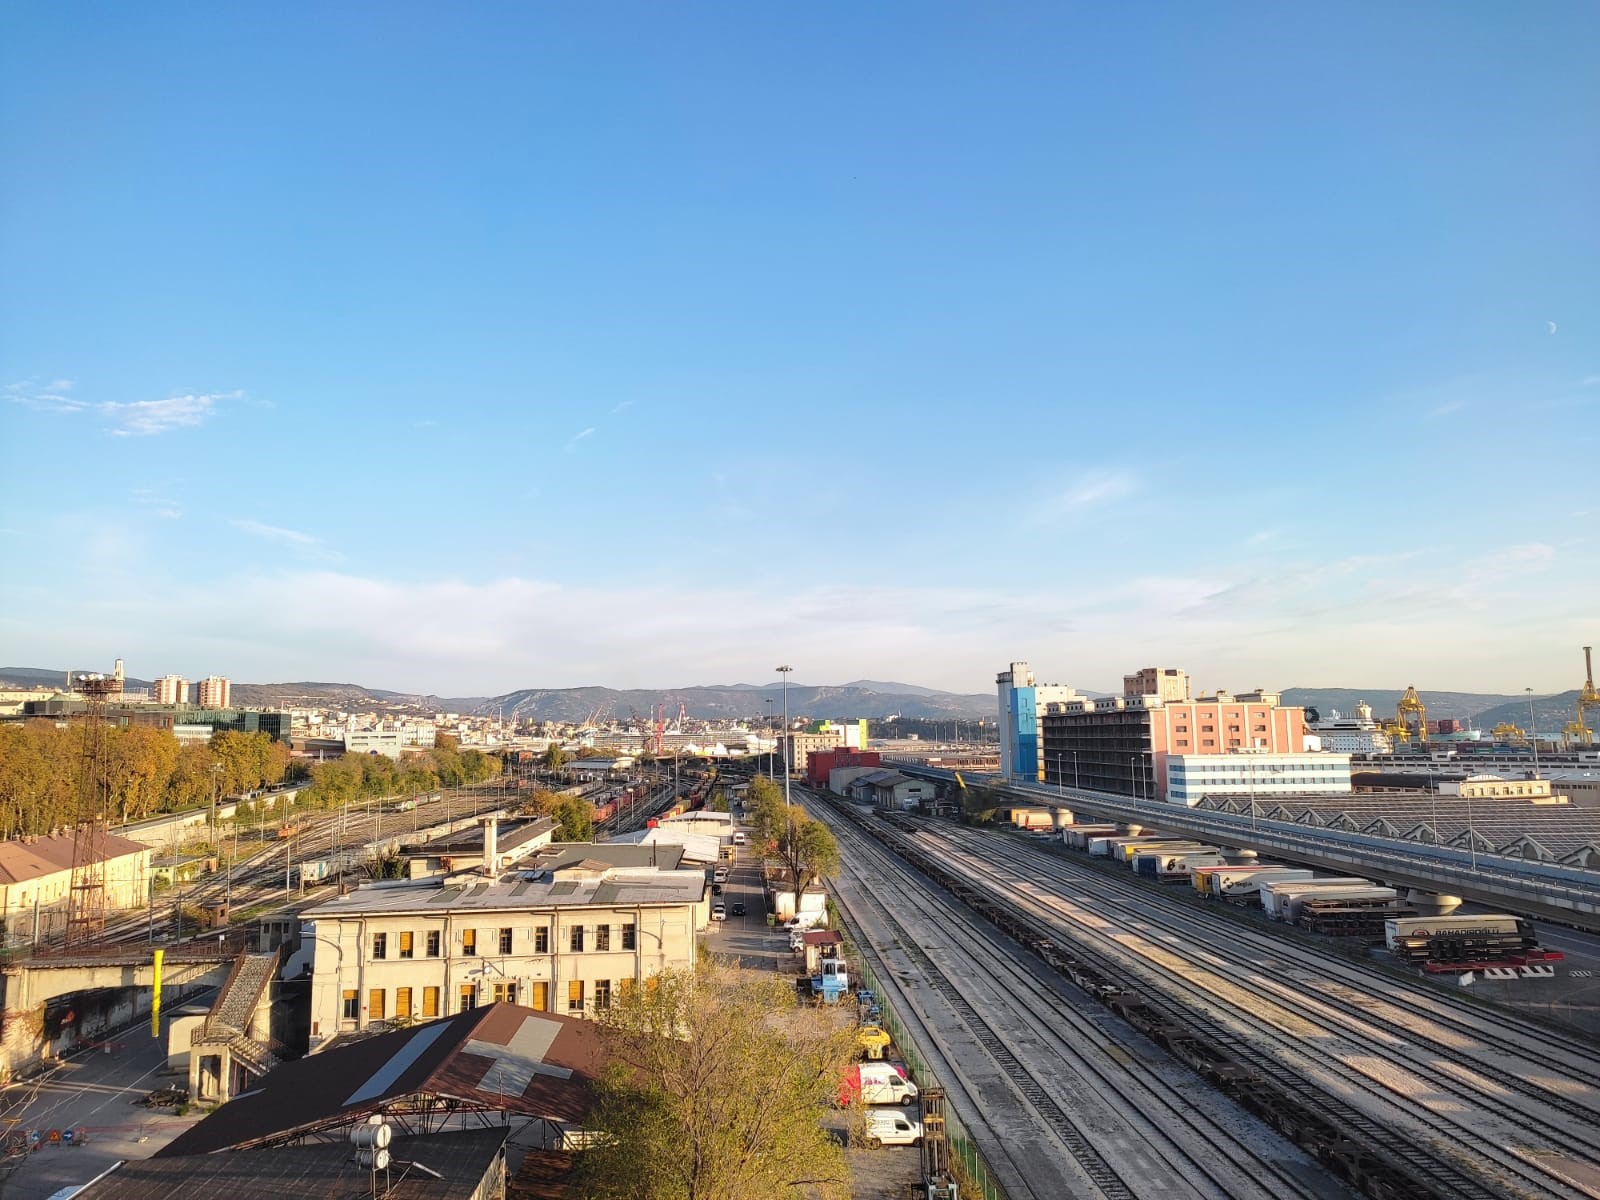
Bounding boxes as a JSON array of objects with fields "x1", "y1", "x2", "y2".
[
  {"x1": 863, "y1": 1111, "x2": 922, "y2": 1147},
  {"x1": 841, "y1": 1062, "x2": 919, "y2": 1106}
]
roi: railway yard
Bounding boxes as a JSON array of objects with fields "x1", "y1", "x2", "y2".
[{"x1": 805, "y1": 787, "x2": 1600, "y2": 1200}]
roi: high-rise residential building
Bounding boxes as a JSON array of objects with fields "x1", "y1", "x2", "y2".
[
  {"x1": 154, "y1": 675, "x2": 189, "y2": 705},
  {"x1": 196, "y1": 676, "x2": 232, "y2": 708},
  {"x1": 996, "y1": 662, "x2": 1081, "y2": 781}
]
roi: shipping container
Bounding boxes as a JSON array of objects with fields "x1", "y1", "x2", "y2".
[
  {"x1": 1118, "y1": 840, "x2": 1206, "y2": 864},
  {"x1": 1202, "y1": 866, "x2": 1313, "y2": 899},
  {"x1": 1089, "y1": 834, "x2": 1172, "y2": 857},
  {"x1": 1133, "y1": 851, "x2": 1229, "y2": 880},
  {"x1": 1061, "y1": 824, "x2": 1120, "y2": 849}
]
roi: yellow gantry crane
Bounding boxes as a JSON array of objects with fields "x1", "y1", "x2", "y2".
[
  {"x1": 1388, "y1": 684, "x2": 1427, "y2": 742},
  {"x1": 1573, "y1": 645, "x2": 1600, "y2": 748}
]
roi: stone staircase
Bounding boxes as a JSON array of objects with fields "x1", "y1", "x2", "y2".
[{"x1": 195, "y1": 951, "x2": 282, "y2": 1075}]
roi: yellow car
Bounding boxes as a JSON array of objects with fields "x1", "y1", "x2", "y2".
[{"x1": 856, "y1": 1025, "x2": 892, "y2": 1060}]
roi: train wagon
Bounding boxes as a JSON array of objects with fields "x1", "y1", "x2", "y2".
[
  {"x1": 1384, "y1": 914, "x2": 1561, "y2": 969},
  {"x1": 1279, "y1": 885, "x2": 1398, "y2": 924},
  {"x1": 1259, "y1": 878, "x2": 1372, "y2": 920},
  {"x1": 1299, "y1": 896, "x2": 1416, "y2": 940}
]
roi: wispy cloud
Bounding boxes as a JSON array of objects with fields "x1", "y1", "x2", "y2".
[
  {"x1": 1465, "y1": 542, "x2": 1555, "y2": 585},
  {"x1": 1581, "y1": 375, "x2": 1600, "y2": 388},
  {"x1": 1044, "y1": 468, "x2": 1139, "y2": 514},
  {"x1": 610, "y1": 400, "x2": 635, "y2": 415},
  {"x1": 6, "y1": 378, "x2": 87, "y2": 413},
  {"x1": 1429, "y1": 398, "x2": 1469, "y2": 418},
  {"x1": 232, "y1": 519, "x2": 325, "y2": 548},
  {"x1": 102, "y1": 390, "x2": 239, "y2": 436},
  {"x1": 130, "y1": 487, "x2": 183, "y2": 520},
  {"x1": 564, "y1": 427, "x2": 596, "y2": 453}
]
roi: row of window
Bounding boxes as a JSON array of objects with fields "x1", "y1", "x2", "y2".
[
  {"x1": 370, "y1": 923, "x2": 638, "y2": 962},
  {"x1": 1173, "y1": 724, "x2": 1270, "y2": 734},
  {"x1": 345, "y1": 977, "x2": 626, "y2": 1022}
]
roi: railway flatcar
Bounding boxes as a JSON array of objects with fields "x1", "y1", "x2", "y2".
[{"x1": 1384, "y1": 914, "x2": 1562, "y2": 969}]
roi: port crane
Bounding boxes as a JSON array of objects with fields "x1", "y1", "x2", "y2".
[
  {"x1": 1566, "y1": 645, "x2": 1600, "y2": 748},
  {"x1": 1380, "y1": 686, "x2": 1428, "y2": 745}
]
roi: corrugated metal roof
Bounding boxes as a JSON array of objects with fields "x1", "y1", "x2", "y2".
[
  {"x1": 92, "y1": 1126, "x2": 508, "y2": 1198},
  {"x1": 154, "y1": 1005, "x2": 601, "y2": 1159}
]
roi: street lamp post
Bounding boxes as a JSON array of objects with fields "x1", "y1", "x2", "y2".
[
  {"x1": 776, "y1": 666, "x2": 794, "y2": 810},
  {"x1": 765, "y1": 699, "x2": 774, "y2": 779}
]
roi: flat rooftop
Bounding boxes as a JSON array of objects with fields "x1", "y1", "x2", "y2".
[{"x1": 304, "y1": 870, "x2": 706, "y2": 917}]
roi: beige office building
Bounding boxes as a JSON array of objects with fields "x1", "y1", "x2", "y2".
[{"x1": 300, "y1": 867, "x2": 705, "y2": 1051}]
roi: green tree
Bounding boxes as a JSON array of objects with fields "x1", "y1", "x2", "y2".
[
  {"x1": 742, "y1": 776, "x2": 792, "y2": 852},
  {"x1": 542, "y1": 742, "x2": 566, "y2": 773},
  {"x1": 576, "y1": 961, "x2": 853, "y2": 1200},
  {"x1": 775, "y1": 813, "x2": 842, "y2": 899},
  {"x1": 552, "y1": 796, "x2": 594, "y2": 842}
]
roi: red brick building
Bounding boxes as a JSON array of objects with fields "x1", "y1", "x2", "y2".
[{"x1": 807, "y1": 747, "x2": 881, "y2": 788}]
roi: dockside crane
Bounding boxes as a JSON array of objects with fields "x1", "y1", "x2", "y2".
[
  {"x1": 1395, "y1": 686, "x2": 1428, "y2": 744},
  {"x1": 1573, "y1": 645, "x2": 1600, "y2": 748}
]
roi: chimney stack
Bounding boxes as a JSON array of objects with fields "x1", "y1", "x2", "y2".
[{"x1": 481, "y1": 817, "x2": 498, "y2": 878}]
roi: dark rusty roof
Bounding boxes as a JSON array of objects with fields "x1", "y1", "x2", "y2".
[
  {"x1": 86, "y1": 1127, "x2": 508, "y2": 1199},
  {"x1": 156, "y1": 1003, "x2": 603, "y2": 1158}
]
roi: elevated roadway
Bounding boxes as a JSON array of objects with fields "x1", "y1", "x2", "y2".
[{"x1": 894, "y1": 765, "x2": 1600, "y2": 930}]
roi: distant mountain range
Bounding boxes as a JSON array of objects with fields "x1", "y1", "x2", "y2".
[
  {"x1": 7, "y1": 667, "x2": 1586, "y2": 732},
  {"x1": 0, "y1": 669, "x2": 994, "y2": 721}
]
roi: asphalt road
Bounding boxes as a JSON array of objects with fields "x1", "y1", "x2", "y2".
[{"x1": 0, "y1": 993, "x2": 213, "y2": 1200}]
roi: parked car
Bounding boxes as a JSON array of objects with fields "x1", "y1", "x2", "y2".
[
  {"x1": 730, "y1": 901, "x2": 746, "y2": 916},
  {"x1": 711, "y1": 903, "x2": 727, "y2": 921},
  {"x1": 713, "y1": 866, "x2": 730, "y2": 883},
  {"x1": 711, "y1": 883, "x2": 723, "y2": 895}
]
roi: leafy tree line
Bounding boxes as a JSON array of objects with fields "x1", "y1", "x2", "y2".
[
  {"x1": 294, "y1": 736, "x2": 501, "y2": 812},
  {"x1": 0, "y1": 720, "x2": 293, "y2": 836}
]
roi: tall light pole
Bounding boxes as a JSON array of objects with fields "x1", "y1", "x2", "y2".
[
  {"x1": 776, "y1": 666, "x2": 793, "y2": 809},
  {"x1": 765, "y1": 698, "x2": 774, "y2": 779},
  {"x1": 1526, "y1": 687, "x2": 1541, "y2": 779}
]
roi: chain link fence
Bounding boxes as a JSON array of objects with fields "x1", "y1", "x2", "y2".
[{"x1": 850, "y1": 951, "x2": 1009, "y2": 1200}]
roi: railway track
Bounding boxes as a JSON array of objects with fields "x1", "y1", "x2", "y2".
[
  {"x1": 815, "y1": 796, "x2": 1358, "y2": 1200},
  {"x1": 858, "y1": 804, "x2": 1600, "y2": 1200}
]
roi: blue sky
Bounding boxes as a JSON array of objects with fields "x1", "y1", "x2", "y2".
[{"x1": 2, "y1": 3, "x2": 1596, "y2": 698}]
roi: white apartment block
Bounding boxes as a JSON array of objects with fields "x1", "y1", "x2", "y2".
[
  {"x1": 153, "y1": 675, "x2": 189, "y2": 705},
  {"x1": 1165, "y1": 752, "x2": 1353, "y2": 807},
  {"x1": 300, "y1": 869, "x2": 705, "y2": 1051}
]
